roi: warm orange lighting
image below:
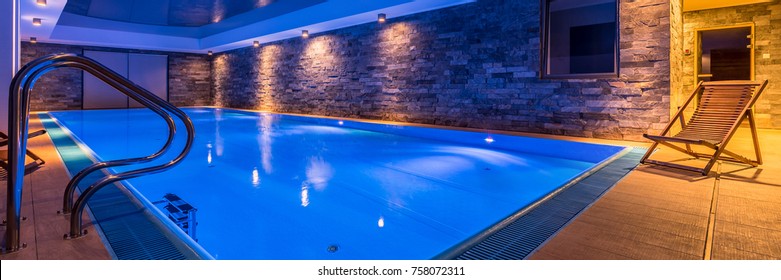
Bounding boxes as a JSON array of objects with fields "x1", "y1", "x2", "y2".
[
  {"x1": 30, "y1": 37, "x2": 37, "y2": 44},
  {"x1": 36, "y1": 0, "x2": 47, "y2": 6},
  {"x1": 253, "y1": 40, "x2": 260, "y2": 48},
  {"x1": 378, "y1": 13, "x2": 386, "y2": 23},
  {"x1": 301, "y1": 30, "x2": 309, "y2": 38},
  {"x1": 32, "y1": 18, "x2": 42, "y2": 26}
]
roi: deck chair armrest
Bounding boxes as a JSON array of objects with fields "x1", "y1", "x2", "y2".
[
  {"x1": 643, "y1": 134, "x2": 704, "y2": 145},
  {"x1": 644, "y1": 134, "x2": 721, "y2": 149},
  {"x1": 0, "y1": 130, "x2": 47, "y2": 147},
  {"x1": 28, "y1": 130, "x2": 47, "y2": 138}
]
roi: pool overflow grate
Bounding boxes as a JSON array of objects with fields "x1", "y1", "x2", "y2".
[
  {"x1": 39, "y1": 113, "x2": 190, "y2": 260},
  {"x1": 153, "y1": 194, "x2": 198, "y2": 242},
  {"x1": 451, "y1": 147, "x2": 646, "y2": 260}
]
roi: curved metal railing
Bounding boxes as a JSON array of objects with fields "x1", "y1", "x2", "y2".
[{"x1": 4, "y1": 53, "x2": 195, "y2": 252}]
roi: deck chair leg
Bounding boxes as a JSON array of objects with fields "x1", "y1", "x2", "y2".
[
  {"x1": 640, "y1": 141, "x2": 660, "y2": 164},
  {"x1": 25, "y1": 149, "x2": 45, "y2": 165},
  {"x1": 720, "y1": 148, "x2": 759, "y2": 167},
  {"x1": 676, "y1": 114, "x2": 695, "y2": 155},
  {"x1": 747, "y1": 111, "x2": 762, "y2": 165},
  {"x1": 702, "y1": 148, "x2": 724, "y2": 176}
]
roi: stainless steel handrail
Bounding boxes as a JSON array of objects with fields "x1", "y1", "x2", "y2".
[
  {"x1": 58, "y1": 62, "x2": 177, "y2": 215},
  {"x1": 4, "y1": 53, "x2": 195, "y2": 252}
]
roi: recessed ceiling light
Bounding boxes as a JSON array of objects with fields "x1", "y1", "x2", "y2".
[
  {"x1": 30, "y1": 37, "x2": 37, "y2": 44},
  {"x1": 253, "y1": 41, "x2": 260, "y2": 48},
  {"x1": 378, "y1": 13, "x2": 386, "y2": 23},
  {"x1": 302, "y1": 30, "x2": 309, "y2": 38},
  {"x1": 36, "y1": 0, "x2": 47, "y2": 7},
  {"x1": 32, "y1": 18, "x2": 42, "y2": 26},
  {"x1": 208, "y1": 51, "x2": 213, "y2": 56}
]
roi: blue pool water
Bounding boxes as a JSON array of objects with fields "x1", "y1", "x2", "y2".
[{"x1": 47, "y1": 108, "x2": 625, "y2": 259}]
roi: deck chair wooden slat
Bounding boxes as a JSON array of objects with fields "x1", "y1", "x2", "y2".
[
  {"x1": 640, "y1": 80, "x2": 768, "y2": 175},
  {"x1": 693, "y1": 115, "x2": 742, "y2": 120},
  {"x1": 0, "y1": 130, "x2": 47, "y2": 175},
  {"x1": 682, "y1": 126, "x2": 733, "y2": 132},
  {"x1": 690, "y1": 114, "x2": 742, "y2": 119}
]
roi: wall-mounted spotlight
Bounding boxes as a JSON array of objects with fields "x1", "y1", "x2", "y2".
[
  {"x1": 378, "y1": 13, "x2": 386, "y2": 23},
  {"x1": 208, "y1": 51, "x2": 213, "y2": 56},
  {"x1": 30, "y1": 37, "x2": 37, "y2": 44},
  {"x1": 302, "y1": 30, "x2": 309, "y2": 38},
  {"x1": 32, "y1": 18, "x2": 42, "y2": 26},
  {"x1": 36, "y1": 0, "x2": 47, "y2": 6},
  {"x1": 253, "y1": 41, "x2": 260, "y2": 48}
]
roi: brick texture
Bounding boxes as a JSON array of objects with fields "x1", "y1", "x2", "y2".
[
  {"x1": 20, "y1": 43, "x2": 83, "y2": 111},
  {"x1": 20, "y1": 42, "x2": 212, "y2": 111},
  {"x1": 669, "y1": 0, "x2": 685, "y2": 118},
  {"x1": 212, "y1": 0, "x2": 672, "y2": 140}
]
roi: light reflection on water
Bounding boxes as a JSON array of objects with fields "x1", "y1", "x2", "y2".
[{"x1": 258, "y1": 113, "x2": 274, "y2": 174}]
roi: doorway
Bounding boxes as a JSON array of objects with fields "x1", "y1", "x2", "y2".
[{"x1": 696, "y1": 25, "x2": 754, "y2": 83}]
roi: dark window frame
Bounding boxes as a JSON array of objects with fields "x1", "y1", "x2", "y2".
[{"x1": 540, "y1": 0, "x2": 620, "y2": 79}]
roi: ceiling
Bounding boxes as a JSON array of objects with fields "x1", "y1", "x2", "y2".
[
  {"x1": 21, "y1": 0, "x2": 474, "y2": 53},
  {"x1": 683, "y1": 0, "x2": 775, "y2": 12}
]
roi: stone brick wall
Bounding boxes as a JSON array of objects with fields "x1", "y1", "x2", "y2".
[
  {"x1": 212, "y1": 0, "x2": 672, "y2": 140},
  {"x1": 669, "y1": 0, "x2": 685, "y2": 117},
  {"x1": 20, "y1": 42, "x2": 83, "y2": 111},
  {"x1": 682, "y1": 0, "x2": 781, "y2": 128},
  {"x1": 168, "y1": 52, "x2": 212, "y2": 106},
  {"x1": 20, "y1": 42, "x2": 212, "y2": 111}
]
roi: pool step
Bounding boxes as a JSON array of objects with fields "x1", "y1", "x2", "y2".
[{"x1": 154, "y1": 193, "x2": 198, "y2": 242}]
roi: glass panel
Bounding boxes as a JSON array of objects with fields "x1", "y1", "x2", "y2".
[
  {"x1": 698, "y1": 27, "x2": 752, "y2": 82},
  {"x1": 543, "y1": 0, "x2": 618, "y2": 77}
]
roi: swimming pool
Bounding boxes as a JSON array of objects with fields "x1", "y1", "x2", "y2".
[{"x1": 45, "y1": 107, "x2": 626, "y2": 259}]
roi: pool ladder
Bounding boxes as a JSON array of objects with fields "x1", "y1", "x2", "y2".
[
  {"x1": 3, "y1": 53, "x2": 195, "y2": 253},
  {"x1": 154, "y1": 193, "x2": 198, "y2": 242}
]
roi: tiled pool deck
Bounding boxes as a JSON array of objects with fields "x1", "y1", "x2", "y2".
[
  {"x1": 532, "y1": 128, "x2": 781, "y2": 260},
  {"x1": 1, "y1": 116, "x2": 779, "y2": 260}
]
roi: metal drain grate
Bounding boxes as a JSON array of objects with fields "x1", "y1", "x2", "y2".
[
  {"x1": 40, "y1": 113, "x2": 189, "y2": 260},
  {"x1": 454, "y1": 148, "x2": 646, "y2": 260}
]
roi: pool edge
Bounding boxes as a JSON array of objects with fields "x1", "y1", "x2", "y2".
[{"x1": 435, "y1": 146, "x2": 645, "y2": 260}]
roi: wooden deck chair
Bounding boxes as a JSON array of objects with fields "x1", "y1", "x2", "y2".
[
  {"x1": 0, "y1": 130, "x2": 47, "y2": 174},
  {"x1": 640, "y1": 80, "x2": 768, "y2": 176}
]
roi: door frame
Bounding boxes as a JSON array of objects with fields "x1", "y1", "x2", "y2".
[{"x1": 694, "y1": 22, "x2": 755, "y2": 84}]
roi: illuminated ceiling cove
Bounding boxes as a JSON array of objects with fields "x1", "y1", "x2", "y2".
[{"x1": 20, "y1": 0, "x2": 475, "y2": 53}]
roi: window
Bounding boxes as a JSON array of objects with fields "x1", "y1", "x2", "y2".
[{"x1": 541, "y1": 0, "x2": 619, "y2": 78}]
